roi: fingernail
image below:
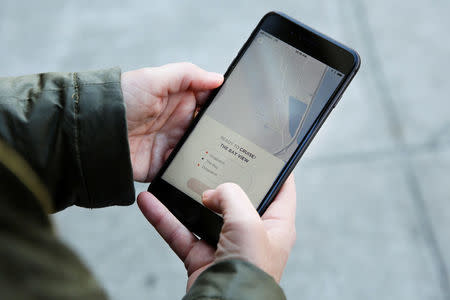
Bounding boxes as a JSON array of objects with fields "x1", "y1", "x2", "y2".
[{"x1": 202, "y1": 189, "x2": 214, "y2": 202}]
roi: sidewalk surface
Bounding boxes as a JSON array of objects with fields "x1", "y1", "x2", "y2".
[{"x1": 1, "y1": 0, "x2": 449, "y2": 299}]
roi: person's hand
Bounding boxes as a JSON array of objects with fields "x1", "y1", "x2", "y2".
[
  {"x1": 121, "y1": 63, "x2": 223, "y2": 182},
  {"x1": 137, "y1": 175, "x2": 296, "y2": 290}
]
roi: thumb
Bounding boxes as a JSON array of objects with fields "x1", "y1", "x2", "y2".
[{"x1": 202, "y1": 183, "x2": 260, "y2": 223}]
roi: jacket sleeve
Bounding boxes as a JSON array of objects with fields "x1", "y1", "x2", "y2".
[
  {"x1": 184, "y1": 259, "x2": 286, "y2": 300},
  {"x1": 0, "y1": 68, "x2": 135, "y2": 212},
  {"x1": 0, "y1": 138, "x2": 109, "y2": 300}
]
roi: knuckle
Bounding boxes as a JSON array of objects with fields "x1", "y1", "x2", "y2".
[
  {"x1": 141, "y1": 67, "x2": 154, "y2": 76},
  {"x1": 224, "y1": 182, "x2": 241, "y2": 191},
  {"x1": 214, "y1": 183, "x2": 228, "y2": 199},
  {"x1": 216, "y1": 182, "x2": 233, "y2": 192},
  {"x1": 180, "y1": 61, "x2": 196, "y2": 70},
  {"x1": 167, "y1": 225, "x2": 184, "y2": 246},
  {"x1": 215, "y1": 183, "x2": 226, "y2": 192},
  {"x1": 216, "y1": 182, "x2": 242, "y2": 197}
]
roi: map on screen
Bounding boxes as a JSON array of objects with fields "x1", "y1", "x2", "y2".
[{"x1": 162, "y1": 30, "x2": 343, "y2": 206}]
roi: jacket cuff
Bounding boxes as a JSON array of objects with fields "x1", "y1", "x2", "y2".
[
  {"x1": 73, "y1": 68, "x2": 135, "y2": 208},
  {"x1": 184, "y1": 259, "x2": 286, "y2": 300}
]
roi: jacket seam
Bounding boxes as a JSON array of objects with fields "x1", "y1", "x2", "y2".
[
  {"x1": 72, "y1": 72, "x2": 91, "y2": 207},
  {"x1": 0, "y1": 82, "x2": 119, "y2": 100},
  {"x1": 78, "y1": 82, "x2": 120, "y2": 86},
  {"x1": 190, "y1": 297, "x2": 226, "y2": 300}
]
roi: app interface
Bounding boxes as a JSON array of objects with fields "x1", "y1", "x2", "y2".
[{"x1": 162, "y1": 30, "x2": 344, "y2": 207}]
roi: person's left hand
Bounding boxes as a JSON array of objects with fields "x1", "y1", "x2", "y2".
[{"x1": 121, "y1": 63, "x2": 223, "y2": 182}]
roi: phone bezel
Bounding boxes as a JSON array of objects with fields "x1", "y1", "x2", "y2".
[{"x1": 148, "y1": 11, "x2": 361, "y2": 245}]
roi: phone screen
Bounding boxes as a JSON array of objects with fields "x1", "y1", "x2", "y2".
[{"x1": 162, "y1": 30, "x2": 344, "y2": 207}]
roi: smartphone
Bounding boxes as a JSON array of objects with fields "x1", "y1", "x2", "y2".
[{"x1": 148, "y1": 12, "x2": 360, "y2": 245}]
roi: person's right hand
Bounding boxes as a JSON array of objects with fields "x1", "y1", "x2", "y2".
[{"x1": 137, "y1": 174, "x2": 297, "y2": 290}]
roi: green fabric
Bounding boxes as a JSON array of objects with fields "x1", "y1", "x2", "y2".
[
  {"x1": 0, "y1": 68, "x2": 131, "y2": 299},
  {"x1": 0, "y1": 162, "x2": 108, "y2": 300},
  {"x1": 184, "y1": 259, "x2": 286, "y2": 300},
  {"x1": 0, "y1": 68, "x2": 135, "y2": 211},
  {"x1": 0, "y1": 68, "x2": 286, "y2": 299}
]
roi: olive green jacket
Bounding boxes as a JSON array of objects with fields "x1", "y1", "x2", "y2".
[{"x1": 0, "y1": 68, "x2": 286, "y2": 299}]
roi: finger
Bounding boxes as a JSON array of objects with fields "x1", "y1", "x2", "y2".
[
  {"x1": 137, "y1": 191, "x2": 198, "y2": 261},
  {"x1": 261, "y1": 175, "x2": 297, "y2": 251},
  {"x1": 202, "y1": 183, "x2": 260, "y2": 223},
  {"x1": 158, "y1": 62, "x2": 223, "y2": 94},
  {"x1": 163, "y1": 148, "x2": 173, "y2": 161},
  {"x1": 261, "y1": 174, "x2": 296, "y2": 224},
  {"x1": 194, "y1": 90, "x2": 212, "y2": 106}
]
